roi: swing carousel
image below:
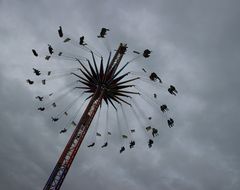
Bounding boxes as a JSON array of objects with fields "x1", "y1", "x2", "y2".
[{"x1": 27, "y1": 26, "x2": 178, "y2": 189}]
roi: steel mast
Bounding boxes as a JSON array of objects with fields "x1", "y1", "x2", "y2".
[{"x1": 44, "y1": 43, "x2": 127, "y2": 190}]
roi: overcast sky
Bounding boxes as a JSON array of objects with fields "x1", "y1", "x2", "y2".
[{"x1": 0, "y1": 0, "x2": 240, "y2": 189}]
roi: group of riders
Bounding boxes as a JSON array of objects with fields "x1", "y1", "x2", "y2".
[{"x1": 29, "y1": 26, "x2": 177, "y2": 153}]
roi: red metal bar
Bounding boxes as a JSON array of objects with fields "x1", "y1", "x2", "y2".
[
  {"x1": 44, "y1": 89, "x2": 104, "y2": 190},
  {"x1": 43, "y1": 43, "x2": 127, "y2": 190}
]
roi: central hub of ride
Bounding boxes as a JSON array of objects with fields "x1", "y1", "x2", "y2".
[{"x1": 73, "y1": 43, "x2": 139, "y2": 109}]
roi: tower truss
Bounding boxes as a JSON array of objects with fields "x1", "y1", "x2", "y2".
[{"x1": 44, "y1": 43, "x2": 130, "y2": 190}]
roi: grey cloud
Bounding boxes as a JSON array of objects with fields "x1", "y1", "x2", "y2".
[{"x1": 0, "y1": 0, "x2": 240, "y2": 190}]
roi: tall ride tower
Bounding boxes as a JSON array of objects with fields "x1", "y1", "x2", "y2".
[{"x1": 44, "y1": 43, "x2": 130, "y2": 190}]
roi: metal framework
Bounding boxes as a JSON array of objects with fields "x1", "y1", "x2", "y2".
[{"x1": 44, "y1": 43, "x2": 128, "y2": 190}]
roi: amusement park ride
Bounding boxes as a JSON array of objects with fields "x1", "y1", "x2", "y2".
[{"x1": 28, "y1": 27, "x2": 178, "y2": 190}]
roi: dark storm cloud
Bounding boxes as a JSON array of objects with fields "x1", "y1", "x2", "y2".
[{"x1": 0, "y1": 0, "x2": 240, "y2": 190}]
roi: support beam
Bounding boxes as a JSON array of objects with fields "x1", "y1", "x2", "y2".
[
  {"x1": 43, "y1": 43, "x2": 127, "y2": 190},
  {"x1": 44, "y1": 88, "x2": 104, "y2": 190}
]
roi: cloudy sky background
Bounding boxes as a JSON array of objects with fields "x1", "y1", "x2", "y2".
[{"x1": 0, "y1": 0, "x2": 240, "y2": 189}]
